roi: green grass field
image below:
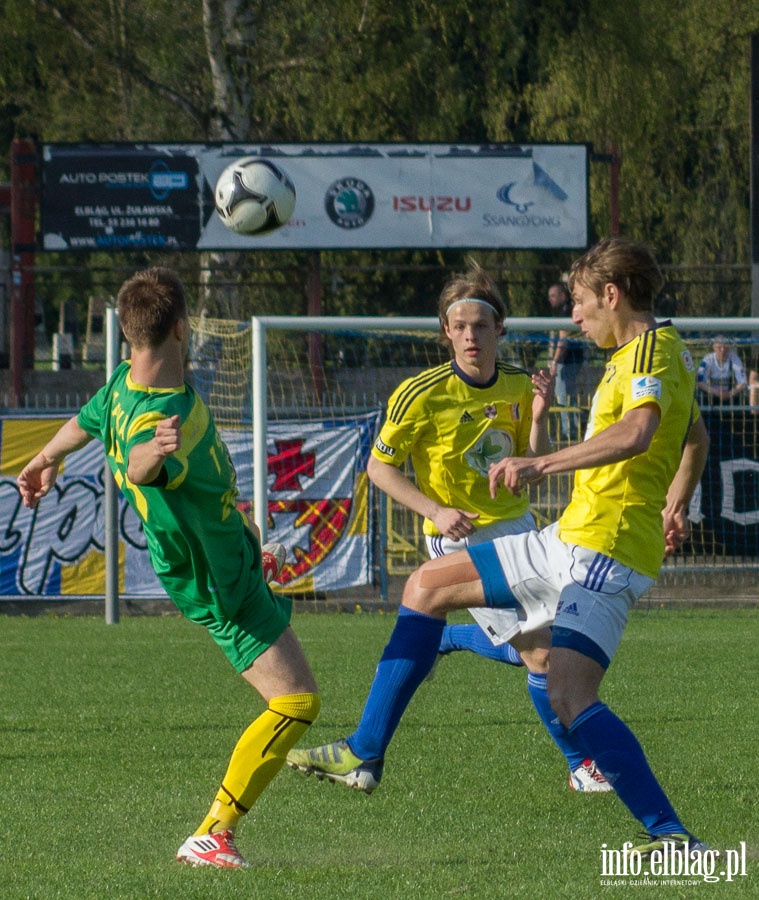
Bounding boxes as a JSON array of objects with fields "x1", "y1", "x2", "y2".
[{"x1": 1, "y1": 606, "x2": 757, "y2": 899}]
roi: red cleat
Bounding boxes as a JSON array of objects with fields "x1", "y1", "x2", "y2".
[{"x1": 176, "y1": 829, "x2": 250, "y2": 869}]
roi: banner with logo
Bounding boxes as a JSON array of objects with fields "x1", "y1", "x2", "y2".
[
  {"x1": 0, "y1": 412, "x2": 380, "y2": 599},
  {"x1": 42, "y1": 142, "x2": 588, "y2": 251}
]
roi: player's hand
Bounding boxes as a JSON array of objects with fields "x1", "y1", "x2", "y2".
[
  {"x1": 663, "y1": 507, "x2": 690, "y2": 556},
  {"x1": 431, "y1": 507, "x2": 478, "y2": 541},
  {"x1": 531, "y1": 369, "x2": 555, "y2": 421},
  {"x1": 17, "y1": 455, "x2": 60, "y2": 509},
  {"x1": 153, "y1": 415, "x2": 182, "y2": 457},
  {"x1": 489, "y1": 456, "x2": 543, "y2": 497}
]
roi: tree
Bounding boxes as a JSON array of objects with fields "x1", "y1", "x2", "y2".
[
  {"x1": 525, "y1": 0, "x2": 759, "y2": 311},
  {"x1": 2, "y1": 0, "x2": 758, "y2": 320}
]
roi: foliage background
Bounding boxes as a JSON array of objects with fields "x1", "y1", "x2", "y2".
[{"x1": 1, "y1": 1, "x2": 759, "y2": 325}]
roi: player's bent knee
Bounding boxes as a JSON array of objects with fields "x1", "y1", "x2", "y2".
[
  {"x1": 401, "y1": 566, "x2": 436, "y2": 613},
  {"x1": 403, "y1": 555, "x2": 483, "y2": 616},
  {"x1": 510, "y1": 627, "x2": 551, "y2": 672},
  {"x1": 518, "y1": 646, "x2": 550, "y2": 673},
  {"x1": 401, "y1": 574, "x2": 450, "y2": 617}
]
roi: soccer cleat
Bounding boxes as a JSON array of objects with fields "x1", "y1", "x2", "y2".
[
  {"x1": 176, "y1": 830, "x2": 250, "y2": 869},
  {"x1": 628, "y1": 832, "x2": 711, "y2": 858},
  {"x1": 286, "y1": 739, "x2": 383, "y2": 794},
  {"x1": 569, "y1": 758, "x2": 614, "y2": 792},
  {"x1": 261, "y1": 542, "x2": 286, "y2": 584}
]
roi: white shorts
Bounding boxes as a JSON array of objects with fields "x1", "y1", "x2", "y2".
[
  {"x1": 468, "y1": 522, "x2": 655, "y2": 668},
  {"x1": 425, "y1": 513, "x2": 537, "y2": 649}
]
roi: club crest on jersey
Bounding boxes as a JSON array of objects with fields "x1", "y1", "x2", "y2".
[
  {"x1": 483, "y1": 404, "x2": 497, "y2": 419},
  {"x1": 681, "y1": 349, "x2": 695, "y2": 370},
  {"x1": 464, "y1": 429, "x2": 513, "y2": 477},
  {"x1": 631, "y1": 375, "x2": 662, "y2": 400}
]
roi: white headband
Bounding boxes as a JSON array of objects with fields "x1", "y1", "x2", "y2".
[{"x1": 445, "y1": 297, "x2": 500, "y2": 317}]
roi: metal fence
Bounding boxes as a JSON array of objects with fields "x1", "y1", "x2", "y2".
[{"x1": 3, "y1": 312, "x2": 759, "y2": 608}]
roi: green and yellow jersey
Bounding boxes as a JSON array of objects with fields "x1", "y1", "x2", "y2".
[
  {"x1": 558, "y1": 323, "x2": 699, "y2": 578},
  {"x1": 78, "y1": 361, "x2": 265, "y2": 625},
  {"x1": 371, "y1": 360, "x2": 536, "y2": 535}
]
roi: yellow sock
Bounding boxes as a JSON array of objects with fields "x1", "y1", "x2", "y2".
[{"x1": 194, "y1": 692, "x2": 320, "y2": 835}]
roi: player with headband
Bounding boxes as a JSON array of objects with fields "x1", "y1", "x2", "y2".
[{"x1": 287, "y1": 259, "x2": 610, "y2": 794}]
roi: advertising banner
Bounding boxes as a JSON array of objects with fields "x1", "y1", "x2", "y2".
[
  {"x1": 0, "y1": 412, "x2": 379, "y2": 599},
  {"x1": 688, "y1": 410, "x2": 759, "y2": 556},
  {"x1": 42, "y1": 142, "x2": 588, "y2": 251}
]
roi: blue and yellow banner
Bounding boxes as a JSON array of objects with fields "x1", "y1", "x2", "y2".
[{"x1": 0, "y1": 412, "x2": 379, "y2": 599}]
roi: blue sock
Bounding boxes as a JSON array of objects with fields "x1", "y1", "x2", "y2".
[
  {"x1": 439, "y1": 624, "x2": 524, "y2": 666},
  {"x1": 569, "y1": 702, "x2": 685, "y2": 835},
  {"x1": 348, "y1": 605, "x2": 444, "y2": 760},
  {"x1": 526, "y1": 672, "x2": 585, "y2": 771}
]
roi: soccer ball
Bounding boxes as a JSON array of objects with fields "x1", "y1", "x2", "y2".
[
  {"x1": 261, "y1": 542, "x2": 286, "y2": 584},
  {"x1": 214, "y1": 158, "x2": 296, "y2": 235}
]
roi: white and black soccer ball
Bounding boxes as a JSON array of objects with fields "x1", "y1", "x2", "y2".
[{"x1": 214, "y1": 158, "x2": 296, "y2": 235}]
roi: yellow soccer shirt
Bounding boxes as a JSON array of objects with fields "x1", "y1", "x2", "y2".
[
  {"x1": 372, "y1": 360, "x2": 535, "y2": 535},
  {"x1": 558, "y1": 323, "x2": 699, "y2": 578}
]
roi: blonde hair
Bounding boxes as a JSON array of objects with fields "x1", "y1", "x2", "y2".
[
  {"x1": 568, "y1": 237, "x2": 663, "y2": 311},
  {"x1": 437, "y1": 259, "x2": 506, "y2": 350}
]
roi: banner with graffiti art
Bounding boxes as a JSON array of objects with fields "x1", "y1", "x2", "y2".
[{"x1": 0, "y1": 412, "x2": 379, "y2": 600}]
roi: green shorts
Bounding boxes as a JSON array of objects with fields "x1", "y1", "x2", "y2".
[
  {"x1": 160, "y1": 530, "x2": 293, "y2": 673},
  {"x1": 204, "y1": 581, "x2": 293, "y2": 673}
]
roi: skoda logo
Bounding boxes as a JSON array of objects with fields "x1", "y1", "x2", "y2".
[{"x1": 325, "y1": 177, "x2": 375, "y2": 228}]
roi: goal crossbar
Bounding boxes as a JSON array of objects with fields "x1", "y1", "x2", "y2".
[{"x1": 250, "y1": 314, "x2": 759, "y2": 542}]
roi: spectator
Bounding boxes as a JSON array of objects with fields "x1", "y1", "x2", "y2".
[
  {"x1": 696, "y1": 335, "x2": 747, "y2": 406},
  {"x1": 547, "y1": 282, "x2": 585, "y2": 438},
  {"x1": 749, "y1": 346, "x2": 759, "y2": 413}
]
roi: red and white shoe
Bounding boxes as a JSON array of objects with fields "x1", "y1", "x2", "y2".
[
  {"x1": 569, "y1": 758, "x2": 613, "y2": 792},
  {"x1": 176, "y1": 830, "x2": 250, "y2": 868},
  {"x1": 261, "y1": 542, "x2": 286, "y2": 584}
]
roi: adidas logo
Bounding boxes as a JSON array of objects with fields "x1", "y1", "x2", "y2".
[
  {"x1": 459, "y1": 411, "x2": 474, "y2": 423},
  {"x1": 193, "y1": 837, "x2": 219, "y2": 852},
  {"x1": 561, "y1": 601, "x2": 580, "y2": 616}
]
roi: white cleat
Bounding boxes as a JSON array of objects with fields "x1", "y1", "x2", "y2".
[{"x1": 569, "y1": 758, "x2": 613, "y2": 792}]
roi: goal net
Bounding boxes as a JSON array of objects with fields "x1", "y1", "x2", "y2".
[{"x1": 187, "y1": 314, "x2": 759, "y2": 607}]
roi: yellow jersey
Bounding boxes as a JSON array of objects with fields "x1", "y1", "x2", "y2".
[
  {"x1": 371, "y1": 360, "x2": 536, "y2": 535},
  {"x1": 558, "y1": 323, "x2": 699, "y2": 578}
]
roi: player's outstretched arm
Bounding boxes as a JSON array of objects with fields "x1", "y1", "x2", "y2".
[
  {"x1": 127, "y1": 415, "x2": 182, "y2": 485},
  {"x1": 17, "y1": 416, "x2": 93, "y2": 509},
  {"x1": 490, "y1": 404, "x2": 661, "y2": 497},
  {"x1": 663, "y1": 415, "x2": 709, "y2": 556}
]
